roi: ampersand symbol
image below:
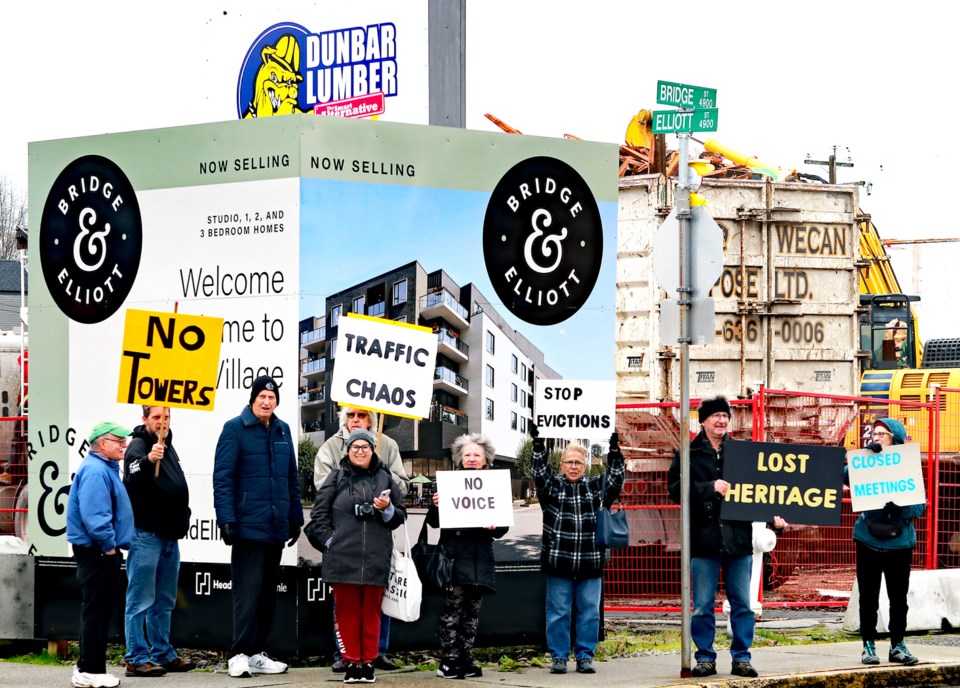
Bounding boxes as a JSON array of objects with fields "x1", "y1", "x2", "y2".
[
  {"x1": 73, "y1": 207, "x2": 111, "y2": 273},
  {"x1": 37, "y1": 460, "x2": 71, "y2": 537},
  {"x1": 523, "y1": 209, "x2": 568, "y2": 274}
]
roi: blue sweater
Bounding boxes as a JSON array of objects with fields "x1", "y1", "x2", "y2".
[{"x1": 66, "y1": 451, "x2": 134, "y2": 552}]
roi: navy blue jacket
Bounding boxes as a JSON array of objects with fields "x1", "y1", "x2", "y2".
[{"x1": 213, "y1": 406, "x2": 303, "y2": 543}]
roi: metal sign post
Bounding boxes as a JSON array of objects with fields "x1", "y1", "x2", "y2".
[{"x1": 653, "y1": 79, "x2": 720, "y2": 678}]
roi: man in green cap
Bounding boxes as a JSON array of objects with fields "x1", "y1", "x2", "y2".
[{"x1": 66, "y1": 421, "x2": 135, "y2": 688}]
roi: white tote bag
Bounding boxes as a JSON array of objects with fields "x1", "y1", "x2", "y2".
[{"x1": 381, "y1": 523, "x2": 422, "y2": 622}]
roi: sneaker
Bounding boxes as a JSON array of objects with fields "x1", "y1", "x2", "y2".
[
  {"x1": 731, "y1": 661, "x2": 758, "y2": 678},
  {"x1": 161, "y1": 656, "x2": 197, "y2": 672},
  {"x1": 862, "y1": 640, "x2": 880, "y2": 665},
  {"x1": 889, "y1": 641, "x2": 919, "y2": 665},
  {"x1": 460, "y1": 657, "x2": 483, "y2": 677},
  {"x1": 125, "y1": 661, "x2": 167, "y2": 677},
  {"x1": 690, "y1": 660, "x2": 717, "y2": 677},
  {"x1": 359, "y1": 662, "x2": 376, "y2": 683},
  {"x1": 576, "y1": 657, "x2": 596, "y2": 674},
  {"x1": 249, "y1": 652, "x2": 288, "y2": 674},
  {"x1": 436, "y1": 657, "x2": 464, "y2": 679},
  {"x1": 343, "y1": 663, "x2": 363, "y2": 684},
  {"x1": 332, "y1": 657, "x2": 349, "y2": 673},
  {"x1": 374, "y1": 654, "x2": 399, "y2": 670},
  {"x1": 228, "y1": 653, "x2": 251, "y2": 678},
  {"x1": 71, "y1": 669, "x2": 120, "y2": 688},
  {"x1": 550, "y1": 657, "x2": 567, "y2": 674}
]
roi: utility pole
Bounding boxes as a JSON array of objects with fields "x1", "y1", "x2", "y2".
[{"x1": 805, "y1": 146, "x2": 854, "y2": 184}]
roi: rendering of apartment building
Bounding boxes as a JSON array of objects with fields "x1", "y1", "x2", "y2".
[{"x1": 298, "y1": 260, "x2": 561, "y2": 477}]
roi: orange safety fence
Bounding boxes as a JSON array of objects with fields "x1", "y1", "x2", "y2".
[
  {"x1": 0, "y1": 416, "x2": 28, "y2": 540},
  {"x1": 605, "y1": 390, "x2": 955, "y2": 612}
]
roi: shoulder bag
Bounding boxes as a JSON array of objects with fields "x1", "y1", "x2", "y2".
[
  {"x1": 381, "y1": 522, "x2": 422, "y2": 622},
  {"x1": 411, "y1": 515, "x2": 453, "y2": 592},
  {"x1": 596, "y1": 472, "x2": 629, "y2": 549}
]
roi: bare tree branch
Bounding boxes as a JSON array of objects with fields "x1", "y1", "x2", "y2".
[{"x1": 0, "y1": 177, "x2": 28, "y2": 259}]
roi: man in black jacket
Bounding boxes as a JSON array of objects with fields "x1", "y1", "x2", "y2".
[
  {"x1": 668, "y1": 397, "x2": 760, "y2": 679},
  {"x1": 122, "y1": 406, "x2": 196, "y2": 676}
]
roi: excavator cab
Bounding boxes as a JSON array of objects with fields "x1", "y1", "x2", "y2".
[{"x1": 860, "y1": 294, "x2": 919, "y2": 370}]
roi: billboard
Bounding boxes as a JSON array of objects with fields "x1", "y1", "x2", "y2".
[{"x1": 29, "y1": 115, "x2": 617, "y2": 563}]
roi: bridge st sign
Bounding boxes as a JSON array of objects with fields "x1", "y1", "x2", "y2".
[{"x1": 656, "y1": 80, "x2": 717, "y2": 109}]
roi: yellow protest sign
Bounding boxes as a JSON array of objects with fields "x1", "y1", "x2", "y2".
[{"x1": 117, "y1": 309, "x2": 224, "y2": 410}]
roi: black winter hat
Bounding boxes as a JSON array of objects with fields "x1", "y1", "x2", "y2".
[
  {"x1": 697, "y1": 396, "x2": 731, "y2": 423},
  {"x1": 249, "y1": 375, "x2": 280, "y2": 406}
]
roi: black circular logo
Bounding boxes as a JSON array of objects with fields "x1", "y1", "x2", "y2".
[
  {"x1": 40, "y1": 156, "x2": 142, "y2": 324},
  {"x1": 483, "y1": 157, "x2": 603, "y2": 326}
]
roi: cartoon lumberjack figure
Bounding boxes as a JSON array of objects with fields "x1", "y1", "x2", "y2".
[{"x1": 244, "y1": 34, "x2": 307, "y2": 118}]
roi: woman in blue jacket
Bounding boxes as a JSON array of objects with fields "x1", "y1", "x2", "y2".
[{"x1": 850, "y1": 418, "x2": 925, "y2": 666}]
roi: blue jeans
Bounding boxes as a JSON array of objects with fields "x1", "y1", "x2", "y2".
[
  {"x1": 691, "y1": 554, "x2": 754, "y2": 663},
  {"x1": 124, "y1": 529, "x2": 180, "y2": 665},
  {"x1": 544, "y1": 575, "x2": 602, "y2": 661}
]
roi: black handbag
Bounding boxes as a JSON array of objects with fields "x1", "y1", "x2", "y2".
[
  {"x1": 596, "y1": 472, "x2": 629, "y2": 549},
  {"x1": 412, "y1": 517, "x2": 453, "y2": 592}
]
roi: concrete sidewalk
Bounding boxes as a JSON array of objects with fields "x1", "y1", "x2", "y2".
[{"x1": 5, "y1": 640, "x2": 960, "y2": 688}]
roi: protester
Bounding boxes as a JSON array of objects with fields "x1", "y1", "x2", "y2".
[
  {"x1": 122, "y1": 405, "x2": 195, "y2": 677},
  {"x1": 315, "y1": 405, "x2": 409, "y2": 672},
  {"x1": 428, "y1": 433, "x2": 509, "y2": 679},
  {"x1": 306, "y1": 428, "x2": 407, "y2": 684},
  {"x1": 213, "y1": 375, "x2": 303, "y2": 678},
  {"x1": 532, "y1": 425, "x2": 624, "y2": 675},
  {"x1": 66, "y1": 421, "x2": 134, "y2": 688},
  {"x1": 849, "y1": 417, "x2": 924, "y2": 666},
  {"x1": 667, "y1": 396, "x2": 786, "y2": 679}
]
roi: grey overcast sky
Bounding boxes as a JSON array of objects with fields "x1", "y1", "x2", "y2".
[{"x1": 4, "y1": 1, "x2": 954, "y2": 340}]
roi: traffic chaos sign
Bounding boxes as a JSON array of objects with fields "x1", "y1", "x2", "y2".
[
  {"x1": 652, "y1": 108, "x2": 719, "y2": 134},
  {"x1": 656, "y1": 80, "x2": 717, "y2": 109}
]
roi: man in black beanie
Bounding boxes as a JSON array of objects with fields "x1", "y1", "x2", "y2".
[
  {"x1": 213, "y1": 374, "x2": 303, "y2": 678},
  {"x1": 667, "y1": 396, "x2": 760, "y2": 679}
]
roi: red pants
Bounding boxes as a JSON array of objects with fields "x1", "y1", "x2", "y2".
[{"x1": 332, "y1": 583, "x2": 385, "y2": 664}]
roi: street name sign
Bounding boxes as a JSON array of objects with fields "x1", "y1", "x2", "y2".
[
  {"x1": 652, "y1": 108, "x2": 719, "y2": 134},
  {"x1": 656, "y1": 80, "x2": 717, "y2": 109}
]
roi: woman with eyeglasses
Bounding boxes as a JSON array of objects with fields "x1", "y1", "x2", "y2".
[
  {"x1": 847, "y1": 418, "x2": 924, "y2": 666},
  {"x1": 427, "y1": 433, "x2": 508, "y2": 679},
  {"x1": 306, "y1": 428, "x2": 406, "y2": 684},
  {"x1": 531, "y1": 426, "x2": 624, "y2": 675}
]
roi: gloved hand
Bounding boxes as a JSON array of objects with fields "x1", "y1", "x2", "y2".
[
  {"x1": 220, "y1": 522, "x2": 236, "y2": 546},
  {"x1": 287, "y1": 523, "x2": 302, "y2": 547},
  {"x1": 883, "y1": 501, "x2": 904, "y2": 517},
  {"x1": 609, "y1": 432, "x2": 620, "y2": 452},
  {"x1": 867, "y1": 442, "x2": 883, "y2": 453},
  {"x1": 530, "y1": 422, "x2": 545, "y2": 453}
]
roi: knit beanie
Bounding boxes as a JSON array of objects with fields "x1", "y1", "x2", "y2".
[
  {"x1": 874, "y1": 418, "x2": 906, "y2": 445},
  {"x1": 345, "y1": 428, "x2": 377, "y2": 452},
  {"x1": 249, "y1": 375, "x2": 280, "y2": 406},
  {"x1": 697, "y1": 396, "x2": 731, "y2": 423}
]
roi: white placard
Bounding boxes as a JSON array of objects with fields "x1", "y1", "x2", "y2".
[
  {"x1": 435, "y1": 469, "x2": 514, "y2": 529},
  {"x1": 330, "y1": 313, "x2": 438, "y2": 419},
  {"x1": 846, "y1": 442, "x2": 926, "y2": 512},
  {"x1": 533, "y1": 379, "x2": 616, "y2": 440}
]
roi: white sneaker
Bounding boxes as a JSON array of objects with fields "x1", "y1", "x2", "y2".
[
  {"x1": 228, "y1": 653, "x2": 251, "y2": 678},
  {"x1": 249, "y1": 652, "x2": 288, "y2": 674},
  {"x1": 71, "y1": 668, "x2": 120, "y2": 688}
]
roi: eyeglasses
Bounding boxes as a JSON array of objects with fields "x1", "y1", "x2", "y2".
[
  {"x1": 561, "y1": 461, "x2": 586, "y2": 468},
  {"x1": 872, "y1": 430, "x2": 892, "y2": 438},
  {"x1": 346, "y1": 412, "x2": 369, "y2": 419},
  {"x1": 349, "y1": 444, "x2": 372, "y2": 453},
  {"x1": 100, "y1": 437, "x2": 126, "y2": 445}
]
